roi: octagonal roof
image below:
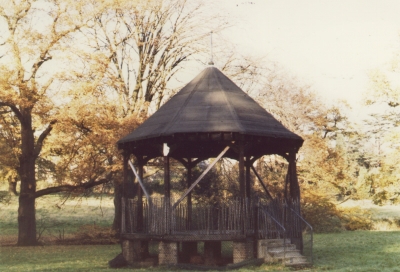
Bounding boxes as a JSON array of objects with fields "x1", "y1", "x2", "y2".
[{"x1": 118, "y1": 67, "x2": 303, "y2": 148}]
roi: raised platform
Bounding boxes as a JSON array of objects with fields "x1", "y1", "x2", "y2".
[{"x1": 121, "y1": 230, "x2": 247, "y2": 242}]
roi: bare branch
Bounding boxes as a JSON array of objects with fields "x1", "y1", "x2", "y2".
[
  {"x1": 0, "y1": 101, "x2": 22, "y2": 122},
  {"x1": 34, "y1": 120, "x2": 57, "y2": 158},
  {"x1": 34, "y1": 176, "x2": 112, "y2": 199}
]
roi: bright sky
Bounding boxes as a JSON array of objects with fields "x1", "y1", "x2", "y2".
[{"x1": 210, "y1": 0, "x2": 400, "y2": 121}]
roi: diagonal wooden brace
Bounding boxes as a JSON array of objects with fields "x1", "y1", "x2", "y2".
[
  {"x1": 128, "y1": 160, "x2": 152, "y2": 205},
  {"x1": 251, "y1": 165, "x2": 273, "y2": 200},
  {"x1": 172, "y1": 146, "x2": 230, "y2": 209}
]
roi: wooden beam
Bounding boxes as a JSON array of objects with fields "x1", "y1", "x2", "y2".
[
  {"x1": 128, "y1": 160, "x2": 151, "y2": 203},
  {"x1": 250, "y1": 165, "x2": 273, "y2": 200},
  {"x1": 172, "y1": 146, "x2": 230, "y2": 209}
]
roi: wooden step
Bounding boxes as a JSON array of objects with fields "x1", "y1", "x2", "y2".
[{"x1": 260, "y1": 239, "x2": 312, "y2": 267}]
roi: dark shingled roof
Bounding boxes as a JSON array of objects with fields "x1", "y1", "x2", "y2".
[{"x1": 118, "y1": 67, "x2": 302, "y2": 145}]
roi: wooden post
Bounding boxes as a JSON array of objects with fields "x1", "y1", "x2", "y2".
[
  {"x1": 120, "y1": 152, "x2": 129, "y2": 234},
  {"x1": 137, "y1": 160, "x2": 144, "y2": 232},
  {"x1": 164, "y1": 155, "x2": 170, "y2": 198},
  {"x1": 245, "y1": 157, "x2": 251, "y2": 199},
  {"x1": 187, "y1": 159, "x2": 192, "y2": 229},
  {"x1": 288, "y1": 151, "x2": 303, "y2": 252},
  {"x1": 183, "y1": 158, "x2": 197, "y2": 261},
  {"x1": 164, "y1": 154, "x2": 170, "y2": 234},
  {"x1": 123, "y1": 152, "x2": 129, "y2": 197},
  {"x1": 238, "y1": 145, "x2": 245, "y2": 199},
  {"x1": 253, "y1": 204, "x2": 259, "y2": 258},
  {"x1": 289, "y1": 152, "x2": 301, "y2": 202}
]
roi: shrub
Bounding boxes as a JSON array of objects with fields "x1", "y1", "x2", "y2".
[
  {"x1": 338, "y1": 206, "x2": 372, "y2": 231},
  {"x1": 301, "y1": 192, "x2": 373, "y2": 232},
  {"x1": 301, "y1": 192, "x2": 343, "y2": 233},
  {"x1": 371, "y1": 218, "x2": 400, "y2": 231}
]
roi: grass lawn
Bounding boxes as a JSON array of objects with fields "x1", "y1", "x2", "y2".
[
  {"x1": 313, "y1": 231, "x2": 400, "y2": 272},
  {"x1": 0, "y1": 194, "x2": 115, "y2": 244},
  {"x1": 2, "y1": 194, "x2": 400, "y2": 271},
  {"x1": 1, "y1": 231, "x2": 400, "y2": 271}
]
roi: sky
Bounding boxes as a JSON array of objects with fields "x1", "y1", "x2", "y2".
[{"x1": 208, "y1": 0, "x2": 400, "y2": 121}]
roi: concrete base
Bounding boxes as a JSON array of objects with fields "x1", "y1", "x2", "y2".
[
  {"x1": 122, "y1": 240, "x2": 142, "y2": 264},
  {"x1": 233, "y1": 239, "x2": 254, "y2": 263},
  {"x1": 159, "y1": 241, "x2": 178, "y2": 265}
]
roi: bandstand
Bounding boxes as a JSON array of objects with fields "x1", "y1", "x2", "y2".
[{"x1": 116, "y1": 67, "x2": 312, "y2": 267}]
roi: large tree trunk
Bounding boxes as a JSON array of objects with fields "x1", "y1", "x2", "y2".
[
  {"x1": 17, "y1": 193, "x2": 36, "y2": 246},
  {"x1": 17, "y1": 111, "x2": 38, "y2": 246}
]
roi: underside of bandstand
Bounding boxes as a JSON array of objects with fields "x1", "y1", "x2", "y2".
[{"x1": 114, "y1": 67, "x2": 313, "y2": 268}]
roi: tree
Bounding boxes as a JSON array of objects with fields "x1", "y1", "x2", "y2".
[
  {"x1": 83, "y1": 0, "x2": 221, "y2": 118},
  {"x1": 360, "y1": 49, "x2": 400, "y2": 204},
  {"x1": 0, "y1": 0, "x2": 115, "y2": 246},
  {"x1": 74, "y1": 0, "x2": 228, "y2": 233}
]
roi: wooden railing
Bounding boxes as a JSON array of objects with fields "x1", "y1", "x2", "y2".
[{"x1": 122, "y1": 197, "x2": 293, "y2": 240}]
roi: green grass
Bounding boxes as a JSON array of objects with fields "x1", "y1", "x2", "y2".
[
  {"x1": 2, "y1": 195, "x2": 400, "y2": 271},
  {"x1": 313, "y1": 231, "x2": 400, "y2": 272},
  {"x1": 0, "y1": 194, "x2": 114, "y2": 241},
  {"x1": 0, "y1": 244, "x2": 121, "y2": 272},
  {"x1": 1, "y1": 231, "x2": 400, "y2": 271}
]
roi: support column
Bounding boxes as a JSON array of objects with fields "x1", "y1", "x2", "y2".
[
  {"x1": 137, "y1": 160, "x2": 144, "y2": 231},
  {"x1": 238, "y1": 145, "x2": 245, "y2": 199},
  {"x1": 122, "y1": 240, "x2": 142, "y2": 264},
  {"x1": 137, "y1": 160, "x2": 149, "y2": 259},
  {"x1": 182, "y1": 158, "x2": 197, "y2": 263},
  {"x1": 187, "y1": 159, "x2": 192, "y2": 229},
  {"x1": 119, "y1": 152, "x2": 130, "y2": 234},
  {"x1": 159, "y1": 241, "x2": 178, "y2": 265},
  {"x1": 181, "y1": 159, "x2": 197, "y2": 263},
  {"x1": 287, "y1": 151, "x2": 303, "y2": 252},
  {"x1": 164, "y1": 155, "x2": 170, "y2": 199},
  {"x1": 233, "y1": 239, "x2": 254, "y2": 263},
  {"x1": 245, "y1": 157, "x2": 251, "y2": 199},
  {"x1": 123, "y1": 152, "x2": 129, "y2": 196},
  {"x1": 164, "y1": 154, "x2": 171, "y2": 234},
  {"x1": 288, "y1": 152, "x2": 300, "y2": 202}
]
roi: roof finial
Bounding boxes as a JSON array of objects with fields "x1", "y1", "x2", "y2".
[{"x1": 208, "y1": 31, "x2": 214, "y2": 66}]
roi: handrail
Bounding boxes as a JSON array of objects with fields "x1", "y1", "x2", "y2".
[
  {"x1": 259, "y1": 204, "x2": 286, "y2": 265},
  {"x1": 287, "y1": 205, "x2": 313, "y2": 232},
  {"x1": 286, "y1": 203, "x2": 313, "y2": 264},
  {"x1": 259, "y1": 204, "x2": 286, "y2": 233}
]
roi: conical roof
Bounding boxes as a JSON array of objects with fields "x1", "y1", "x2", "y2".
[{"x1": 118, "y1": 67, "x2": 302, "y2": 145}]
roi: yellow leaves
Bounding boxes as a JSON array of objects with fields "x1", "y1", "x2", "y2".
[{"x1": 367, "y1": 61, "x2": 400, "y2": 107}]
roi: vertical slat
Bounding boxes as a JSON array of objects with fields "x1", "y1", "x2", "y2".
[{"x1": 129, "y1": 199, "x2": 134, "y2": 233}]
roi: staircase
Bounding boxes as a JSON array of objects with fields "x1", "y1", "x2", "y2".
[{"x1": 258, "y1": 239, "x2": 311, "y2": 268}]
